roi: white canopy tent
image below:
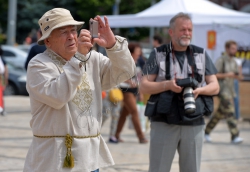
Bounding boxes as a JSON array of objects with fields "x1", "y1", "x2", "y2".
[{"x1": 105, "y1": 0, "x2": 250, "y2": 61}]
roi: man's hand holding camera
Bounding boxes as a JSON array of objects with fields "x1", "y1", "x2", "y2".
[
  {"x1": 92, "y1": 16, "x2": 116, "y2": 49},
  {"x1": 77, "y1": 16, "x2": 116, "y2": 55},
  {"x1": 78, "y1": 29, "x2": 93, "y2": 55},
  {"x1": 168, "y1": 79, "x2": 183, "y2": 93},
  {"x1": 193, "y1": 88, "x2": 202, "y2": 99}
]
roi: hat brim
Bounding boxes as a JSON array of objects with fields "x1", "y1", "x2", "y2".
[{"x1": 37, "y1": 20, "x2": 84, "y2": 45}]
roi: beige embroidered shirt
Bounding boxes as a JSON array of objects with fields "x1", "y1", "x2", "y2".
[{"x1": 23, "y1": 36, "x2": 136, "y2": 172}]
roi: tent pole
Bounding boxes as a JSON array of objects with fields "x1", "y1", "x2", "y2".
[
  {"x1": 150, "y1": 27, "x2": 155, "y2": 48},
  {"x1": 149, "y1": 0, "x2": 156, "y2": 48},
  {"x1": 113, "y1": 0, "x2": 121, "y2": 34}
]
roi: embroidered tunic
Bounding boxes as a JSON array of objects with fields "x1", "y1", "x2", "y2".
[{"x1": 23, "y1": 36, "x2": 136, "y2": 172}]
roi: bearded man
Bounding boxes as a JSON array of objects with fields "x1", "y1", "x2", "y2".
[{"x1": 140, "y1": 12, "x2": 219, "y2": 172}]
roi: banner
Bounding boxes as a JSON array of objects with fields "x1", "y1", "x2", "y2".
[{"x1": 207, "y1": 30, "x2": 216, "y2": 50}]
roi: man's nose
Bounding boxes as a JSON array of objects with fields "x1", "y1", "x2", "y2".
[
  {"x1": 68, "y1": 32, "x2": 75, "y2": 39},
  {"x1": 184, "y1": 30, "x2": 191, "y2": 35}
]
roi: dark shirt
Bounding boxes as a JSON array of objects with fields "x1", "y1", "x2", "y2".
[
  {"x1": 174, "y1": 51, "x2": 185, "y2": 72},
  {"x1": 137, "y1": 56, "x2": 145, "y2": 70},
  {"x1": 25, "y1": 44, "x2": 46, "y2": 70}
]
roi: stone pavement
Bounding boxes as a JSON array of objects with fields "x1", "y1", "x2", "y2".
[{"x1": 0, "y1": 96, "x2": 250, "y2": 172}]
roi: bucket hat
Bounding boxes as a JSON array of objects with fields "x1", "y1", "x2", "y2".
[{"x1": 38, "y1": 8, "x2": 84, "y2": 45}]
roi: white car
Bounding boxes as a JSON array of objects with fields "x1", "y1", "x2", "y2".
[
  {"x1": 1, "y1": 45, "x2": 28, "y2": 69},
  {"x1": 142, "y1": 47, "x2": 153, "y2": 59}
]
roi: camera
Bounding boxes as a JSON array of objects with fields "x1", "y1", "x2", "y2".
[
  {"x1": 89, "y1": 19, "x2": 98, "y2": 38},
  {"x1": 176, "y1": 77, "x2": 199, "y2": 114}
]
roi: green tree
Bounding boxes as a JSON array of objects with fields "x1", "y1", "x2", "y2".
[
  {"x1": 0, "y1": 0, "x2": 8, "y2": 43},
  {"x1": 16, "y1": 0, "x2": 75, "y2": 44},
  {"x1": 0, "y1": 0, "x2": 160, "y2": 44},
  {"x1": 75, "y1": 0, "x2": 160, "y2": 41}
]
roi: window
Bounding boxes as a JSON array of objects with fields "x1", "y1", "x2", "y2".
[{"x1": 2, "y1": 50, "x2": 15, "y2": 57}]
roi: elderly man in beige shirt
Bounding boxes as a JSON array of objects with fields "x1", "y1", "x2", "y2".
[{"x1": 24, "y1": 8, "x2": 135, "y2": 172}]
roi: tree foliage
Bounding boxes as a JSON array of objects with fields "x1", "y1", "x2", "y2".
[
  {"x1": 0, "y1": 0, "x2": 160, "y2": 44},
  {"x1": 0, "y1": 0, "x2": 8, "y2": 43}
]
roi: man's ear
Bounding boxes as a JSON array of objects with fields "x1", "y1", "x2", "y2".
[
  {"x1": 168, "y1": 28, "x2": 173, "y2": 37},
  {"x1": 44, "y1": 38, "x2": 50, "y2": 47}
]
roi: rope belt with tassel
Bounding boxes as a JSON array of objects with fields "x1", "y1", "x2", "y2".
[{"x1": 34, "y1": 133, "x2": 100, "y2": 168}]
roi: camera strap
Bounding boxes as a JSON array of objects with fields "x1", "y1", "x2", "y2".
[
  {"x1": 164, "y1": 44, "x2": 171, "y2": 80},
  {"x1": 164, "y1": 44, "x2": 202, "y2": 83},
  {"x1": 186, "y1": 46, "x2": 196, "y2": 78},
  {"x1": 186, "y1": 46, "x2": 202, "y2": 83}
]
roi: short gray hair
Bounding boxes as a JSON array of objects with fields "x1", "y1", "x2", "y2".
[{"x1": 169, "y1": 12, "x2": 192, "y2": 29}]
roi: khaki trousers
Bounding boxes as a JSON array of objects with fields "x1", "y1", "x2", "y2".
[{"x1": 205, "y1": 94, "x2": 239, "y2": 140}]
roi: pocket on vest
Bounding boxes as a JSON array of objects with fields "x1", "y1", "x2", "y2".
[
  {"x1": 156, "y1": 91, "x2": 174, "y2": 115},
  {"x1": 144, "y1": 94, "x2": 159, "y2": 117}
]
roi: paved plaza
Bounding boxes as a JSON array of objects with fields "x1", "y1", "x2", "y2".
[{"x1": 0, "y1": 96, "x2": 250, "y2": 172}]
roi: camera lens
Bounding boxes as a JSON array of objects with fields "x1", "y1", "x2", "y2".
[{"x1": 183, "y1": 87, "x2": 196, "y2": 114}]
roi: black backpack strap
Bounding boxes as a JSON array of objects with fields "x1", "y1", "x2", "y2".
[{"x1": 164, "y1": 44, "x2": 171, "y2": 80}]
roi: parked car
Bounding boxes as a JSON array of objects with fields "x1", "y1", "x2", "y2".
[
  {"x1": 4, "y1": 63, "x2": 28, "y2": 96},
  {"x1": 142, "y1": 47, "x2": 152, "y2": 59},
  {"x1": 1, "y1": 45, "x2": 27, "y2": 69},
  {"x1": 17, "y1": 44, "x2": 31, "y2": 53}
]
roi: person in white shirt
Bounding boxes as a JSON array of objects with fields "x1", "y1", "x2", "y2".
[{"x1": 24, "y1": 8, "x2": 135, "y2": 172}]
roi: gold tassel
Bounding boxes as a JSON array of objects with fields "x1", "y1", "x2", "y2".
[{"x1": 63, "y1": 134, "x2": 74, "y2": 168}]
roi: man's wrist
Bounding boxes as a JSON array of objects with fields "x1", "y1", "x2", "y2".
[
  {"x1": 163, "y1": 81, "x2": 166, "y2": 91},
  {"x1": 106, "y1": 37, "x2": 117, "y2": 50},
  {"x1": 163, "y1": 81, "x2": 168, "y2": 91}
]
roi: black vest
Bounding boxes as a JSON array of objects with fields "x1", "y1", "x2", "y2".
[{"x1": 145, "y1": 44, "x2": 213, "y2": 125}]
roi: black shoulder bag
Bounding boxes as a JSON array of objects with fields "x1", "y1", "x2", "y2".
[{"x1": 144, "y1": 45, "x2": 173, "y2": 117}]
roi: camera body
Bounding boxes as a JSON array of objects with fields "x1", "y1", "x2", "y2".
[
  {"x1": 176, "y1": 77, "x2": 199, "y2": 114},
  {"x1": 176, "y1": 77, "x2": 198, "y2": 88},
  {"x1": 89, "y1": 19, "x2": 98, "y2": 38}
]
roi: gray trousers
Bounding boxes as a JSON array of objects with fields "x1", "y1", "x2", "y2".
[{"x1": 149, "y1": 122, "x2": 204, "y2": 172}]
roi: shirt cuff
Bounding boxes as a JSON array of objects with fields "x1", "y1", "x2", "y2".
[{"x1": 106, "y1": 36, "x2": 125, "y2": 51}]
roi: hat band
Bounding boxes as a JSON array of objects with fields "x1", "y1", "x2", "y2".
[{"x1": 41, "y1": 16, "x2": 76, "y2": 34}]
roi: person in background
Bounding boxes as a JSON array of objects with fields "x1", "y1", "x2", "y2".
[
  {"x1": 23, "y1": 8, "x2": 135, "y2": 172},
  {"x1": 137, "y1": 49, "x2": 146, "y2": 70},
  {"x1": 205, "y1": 40, "x2": 243, "y2": 144},
  {"x1": 115, "y1": 42, "x2": 148, "y2": 144},
  {"x1": 24, "y1": 29, "x2": 46, "y2": 70},
  {"x1": 233, "y1": 57, "x2": 244, "y2": 120},
  {"x1": 153, "y1": 35, "x2": 163, "y2": 48},
  {"x1": 101, "y1": 89, "x2": 122, "y2": 143},
  {"x1": 0, "y1": 46, "x2": 8, "y2": 116}
]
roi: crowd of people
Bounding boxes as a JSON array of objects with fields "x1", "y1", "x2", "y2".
[{"x1": 0, "y1": 7, "x2": 246, "y2": 172}]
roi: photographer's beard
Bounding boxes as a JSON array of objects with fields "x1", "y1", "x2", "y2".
[{"x1": 178, "y1": 36, "x2": 191, "y2": 47}]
